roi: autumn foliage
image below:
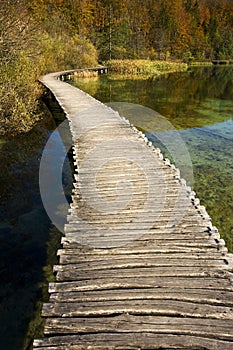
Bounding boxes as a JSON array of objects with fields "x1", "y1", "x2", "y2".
[
  {"x1": 26, "y1": 0, "x2": 233, "y2": 61},
  {"x1": 1, "y1": 0, "x2": 233, "y2": 135},
  {"x1": 0, "y1": 0, "x2": 98, "y2": 135}
]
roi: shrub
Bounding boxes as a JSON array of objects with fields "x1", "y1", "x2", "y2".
[
  {"x1": 0, "y1": 29, "x2": 98, "y2": 135},
  {"x1": 0, "y1": 54, "x2": 42, "y2": 135},
  {"x1": 37, "y1": 33, "x2": 98, "y2": 74}
]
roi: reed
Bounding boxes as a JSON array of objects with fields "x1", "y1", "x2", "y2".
[{"x1": 105, "y1": 59, "x2": 188, "y2": 76}]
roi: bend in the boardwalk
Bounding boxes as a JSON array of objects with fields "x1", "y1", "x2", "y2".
[{"x1": 34, "y1": 68, "x2": 233, "y2": 350}]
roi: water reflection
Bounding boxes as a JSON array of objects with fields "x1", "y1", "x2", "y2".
[
  {"x1": 0, "y1": 108, "x2": 72, "y2": 349},
  {"x1": 0, "y1": 126, "x2": 52, "y2": 350}
]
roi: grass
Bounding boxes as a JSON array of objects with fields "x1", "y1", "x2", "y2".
[
  {"x1": 189, "y1": 61, "x2": 213, "y2": 66},
  {"x1": 104, "y1": 59, "x2": 188, "y2": 77}
]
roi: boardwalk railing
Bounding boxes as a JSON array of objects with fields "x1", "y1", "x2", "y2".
[{"x1": 34, "y1": 67, "x2": 233, "y2": 350}]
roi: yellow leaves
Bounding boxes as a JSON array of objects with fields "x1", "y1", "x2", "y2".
[
  {"x1": 105, "y1": 59, "x2": 187, "y2": 76},
  {"x1": 0, "y1": 51, "x2": 42, "y2": 135}
]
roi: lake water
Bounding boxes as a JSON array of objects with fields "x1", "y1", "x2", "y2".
[{"x1": 72, "y1": 66, "x2": 233, "y2": 251}]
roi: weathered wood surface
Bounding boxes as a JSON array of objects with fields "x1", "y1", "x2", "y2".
[{"x1": 34, "y1": 69, "x2": 233, "y2": 349}]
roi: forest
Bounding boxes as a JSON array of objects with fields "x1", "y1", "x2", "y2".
[
  {"x1": 1, "y1": 0, "x2": 233, "y2": 135},
  {"x1": 27, "y1": 0, "x2": 233, "y2": 61}
]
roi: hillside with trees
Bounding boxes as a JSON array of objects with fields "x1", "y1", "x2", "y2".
[
  {"x1": 1, "y1": 0, "x2": 233, "y2": 135},
  {"x1": 27, "y1": 0, "x2": 233, "y2": 61}
]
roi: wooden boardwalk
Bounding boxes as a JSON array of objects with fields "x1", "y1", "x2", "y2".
[{"x1": 34, "y1": 69, "x2": 233, "y2": 350}]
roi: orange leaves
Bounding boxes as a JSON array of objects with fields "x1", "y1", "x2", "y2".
[{"x1": 25, "y1": 0, "x2": 233, "y2": 60}]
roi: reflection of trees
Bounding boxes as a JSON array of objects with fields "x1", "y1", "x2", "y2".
[
  {"x1": 168, "y1": 67, "x2": 233, "y2": 104},
  {"x1": 84, "y1": 67, "x2": 233, "y2": 130},
  {"x1": 210, "y1": 67, "x2": 233, "y2": 100}
]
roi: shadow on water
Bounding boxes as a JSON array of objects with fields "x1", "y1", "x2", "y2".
[{"x1": 0, "y1": 91, "x2": 73, "y2": 349}]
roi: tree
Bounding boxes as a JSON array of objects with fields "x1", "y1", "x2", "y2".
[
  {"x1": 0, "y1": 0, "x2": 39, "y2": 64},
  {"x1": 90, "y1": 0, "x2": 131, "y2": 60}
]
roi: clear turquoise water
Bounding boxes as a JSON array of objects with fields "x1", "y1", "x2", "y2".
[{"x1": 72, "y1": 66, "x2": 233, "y2": 251}]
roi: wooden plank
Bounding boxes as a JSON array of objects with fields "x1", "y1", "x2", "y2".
[
  {"x1": 63, "y1": 227, "x2": 216, "y2": 240},
  {"x1": 33, "y1": 333, "x2": 233, "y2": 349},
  {"x1": 57, "y1": 255, "x2": 228, "y2": 267},
  {"x1": 48, "y1": 275, "x2": 233, "y2": 293},
  {"x1": 68, "y1": 205, "x2": 196, "y2": 214},
  {"x1": 57, "y1": 245, "x2": 223, "y2": 255},
  {"x1": 42, "y1": 299, "x2": 233, "y2": 319},
  {"x1": 49, "y1": 288, "x2": 233, "y2": 306},
  {"x1": 72, "y1": 194, "x2": 192, "y2": 205},
  {"x1": 73, "y1": 181, "x2": 183, "y2": 190},
  {"x1": 64, "y1": 220, "x2": 212, "y2": 229},
  {"x1": 54, "y1": 270, "x2": 229, "y2": 282},
  {"x1": 65, "y1": 215, "x2": 208, "y2": 224},
  {"x1": 53, "y1": 255, "x2": 229, "y2": 272},
  {"x1": 62, "y1": 232, "x2": 217, "y2": 245},
  {"x1": 61, "y1": 236, "x2": 220, "y2": 249},
  {"x1": 72, "y1": 183, "x2": 188, "y2": 193},
  {"x1": 62, "y1": 224, "x2": 213, "y2": 239},
  {"x1": 54, "y1": 266, "x2": 228, "y2": 282},
  {"x1": 44, "y1": 314, "x2": 233, "y2": 340},
  {"x1": 60, "y1": 241, "x2": 227, "y2": 254},
  {"x1": 65, "y1": 218, "x2": 209, "y2": 226}
]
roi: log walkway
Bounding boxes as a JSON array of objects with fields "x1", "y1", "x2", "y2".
[{"x1": 34, "y1": 68, "x2": 233, "y2": 349}]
